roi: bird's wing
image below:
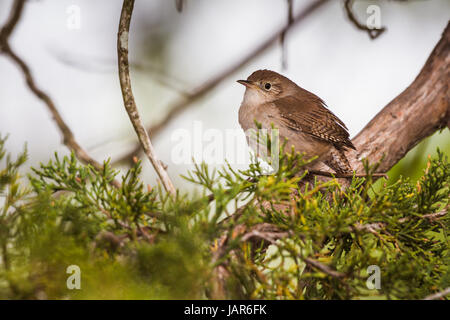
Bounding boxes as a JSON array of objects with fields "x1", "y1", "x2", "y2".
[{"x1": 273, "y1": 93, "x2": 355, "y2": 150}]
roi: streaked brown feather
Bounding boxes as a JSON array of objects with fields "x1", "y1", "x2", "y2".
[{"x1": 273, "y1": 89, "x2": 355, "y2": 150}]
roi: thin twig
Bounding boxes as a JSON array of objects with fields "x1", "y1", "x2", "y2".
[
  {"x1": 0, "y1": 0, "x2": 25, "y2": 44},
  {"x1": 303, "y1": 257, "x2": 346, "y2": 278},
  {"x1": 344, "y1": 0, "x2": 386, "y2": 39},
  {"x1": 0, "y1": 0, "x2": 120, "y2": 189},
  {"x1": 309, "y1": 170, "x2": 388, "y2": 179},
  {"x1": 209, "y1": 21, "x2": 450, "y2": 295},
  {"x1": 240, "y1": 223, "x2": 291, "y2": 244},
  {"x1": 114, "y1": 0, "x2": 330, "y2": 165},
  {"x1": 175, "y1": 0, "x2": 185, "y2": 13},
  {"x1": 353, "y1": 207, "x2": 448, "y2": 233},
  {"x1": 117, "y1": 0, "x2": 176, "y2": 195},
  {"x1": 421, "y1": 210, "x2": 449, "y2": 221},
  {"x1": 423, "y1": 287, "x2": 450, "y2": 300},
  {"x1": 280, "y1": 0, "x2": 294, "y2": 69}
]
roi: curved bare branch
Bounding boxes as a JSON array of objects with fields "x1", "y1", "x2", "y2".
[{"x1": 117, "y1": 0, "x2": 176, "y2": 195}]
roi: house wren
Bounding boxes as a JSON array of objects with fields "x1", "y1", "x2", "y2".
[{"x1": 238, "y1": 69, "x2": 355, "y2": 173}]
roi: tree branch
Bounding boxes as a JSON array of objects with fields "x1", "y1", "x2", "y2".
[
  {"x1": 352, "y1": 207, "x2": 448, "y2": 234},
  {"x1": 0, "y1": 0, "x2": 121, "y2": 189},
  {"x1": 175, "y1": 0, "x2": 185, "y2": 13},
  {"x1": 423, "y1": 287, "x2": 450, "y2": 300},
  {"x1": 309, "y1": 170, "x2": 388, "y2": 179},
  {"x1": 280, "y1": 0, "x2": 294, "y2": 69},
  {"x1": 345, "y1": 22, "x2": 449, "y2": 173},
  {"x1": 302, "y1": 257, "x2": 346, "y2": 278},
  {"x1": 117, "y1": 0, "x2": 176, "y2": 195},
  {"x1": 0, "y1": 0, "x2": 25, "y2": 43},
  {"x1": 114, "y1": 0, "x2": 330, "y2": 165}
]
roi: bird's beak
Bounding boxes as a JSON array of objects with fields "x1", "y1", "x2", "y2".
[{"x1": 237, "y1": 80, "x2": 256, "y2": 88}]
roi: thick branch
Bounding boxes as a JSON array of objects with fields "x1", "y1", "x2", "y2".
[
  {"x1": 345, "y1": 22, "x2": 449, "y2": 173},
  {"x1": 117, "y1": 0, "x2": 176, "y2": 195}
]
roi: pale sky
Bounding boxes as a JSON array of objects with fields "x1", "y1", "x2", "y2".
[{"x1": 0, "y1": 0, "x2": 449, "y2": 189}]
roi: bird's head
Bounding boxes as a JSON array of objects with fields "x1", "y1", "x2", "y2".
[{"x1": 237, "y1": 69, "x2": 297, "y2": 102}]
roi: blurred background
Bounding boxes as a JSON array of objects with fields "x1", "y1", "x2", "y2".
[{"x1": 0, "y1": 0, "x2": 449, "y2": 191}]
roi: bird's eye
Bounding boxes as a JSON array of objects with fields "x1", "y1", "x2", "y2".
[{"x1": 264, "y1": 83, "x2": 271, "y2": 90}]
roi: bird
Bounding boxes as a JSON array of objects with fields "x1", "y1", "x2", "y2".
[{"x1": 237, "y1": 69, "x2": 355, "y2": 174}]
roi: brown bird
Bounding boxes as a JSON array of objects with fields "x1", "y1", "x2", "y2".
[{"x1": 237, "y1": 69, "x2": 355, "y2": 174}]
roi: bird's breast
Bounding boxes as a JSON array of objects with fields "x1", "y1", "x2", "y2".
[
  {"x1": 238, "y1": 98, "x2": 332, "y2": 163},
  {"x1": 239, "y1": 91, "x2": 277, "y2": 131}
]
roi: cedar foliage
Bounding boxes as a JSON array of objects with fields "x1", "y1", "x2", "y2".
[{"x1": 0, "y1": 134, "x2": 448, "y2": 299}]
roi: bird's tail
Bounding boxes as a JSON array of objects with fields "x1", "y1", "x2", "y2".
[{"x1": 324, "y1": 148, "x2": 352, "y2": 174}]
